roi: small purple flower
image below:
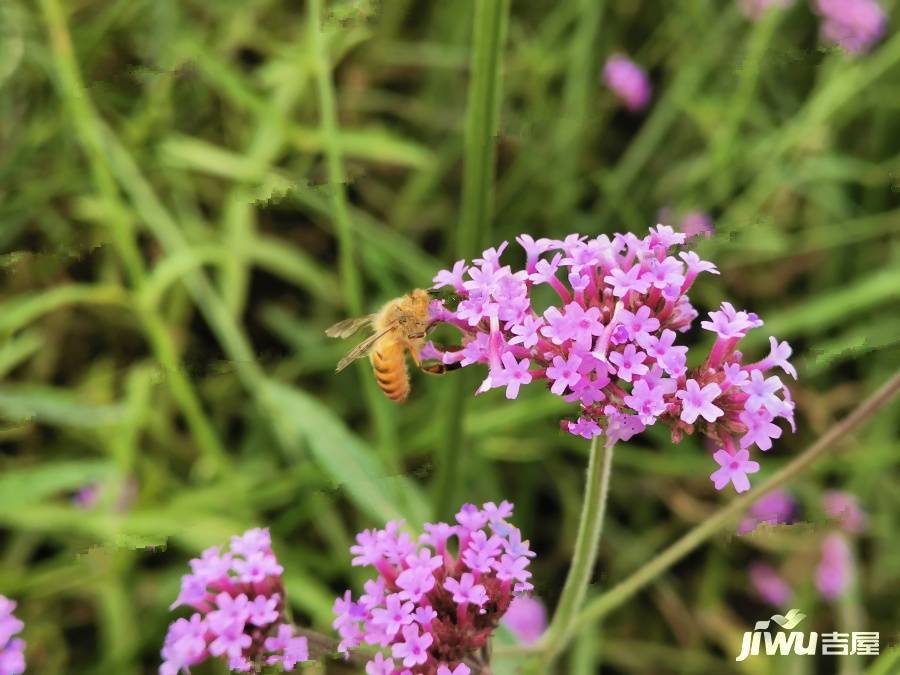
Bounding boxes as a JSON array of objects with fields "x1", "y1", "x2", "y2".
[
  {"x1": 608, "y1": 344, "x2": 649, "y2": 383},
  {"x1": 676, "y1": 379, "x2": 723, "y2": 424},
  {"x1": 710, "y1": 448, "x2": 760, "y2": 493},
  {"x1": 444, "y1": 574, "x2": 489, "y2": 608},
  {"x1": 603, "y1": 54, "x2": 652, "y2": 111},
  {"x1": 392, "y1": 625, "x2": 433, "y2": 667},
  {"x1": 501, "y1": 595, "x2": 547, "y2": 645},
  {"x1": 738, "y1": 489, "x2": 795, "y2": 533},
  {"x1": 678, "y1": 211, "x2": 716, "y2": 238},
  {"x1": 366, "y1": 652, "x2": 396, "y2": 675},
  {"x1": 495, "y1": 352, "x2": 533, "y2": 399},
  {"x1": 749, "y1": 562, "x2": 793, "y2": 605},
  {"x1": 438, "y1": 664, "x2": 472, "y2": 675},
  {"x1": 433, "y1": 260, "x2": 469, "y2": 293},
  {"x1": 814, "y1": 0, "x2": 886, "y2": 54},
  {"x1": 547, "y1": 354, "x2": 583, "y2": 395},
  {"x1": 604, "y1": 265, "x2": 650, "y2": 298},
  {"x1": 371, "y1": 594, "x2": 415, "y2": 638},
  {"x1": 0, "y1": 596, "x2": 25, "y2": 675},
  {"x1": 823, "y1": 491, "x2": 868, "y2": 534},
  {"x1": 816, "y1": 533, "x2": 853, "y2": 600},
  {"x1": 567, "y1": 416, "x2": 602, "y2": 439}
]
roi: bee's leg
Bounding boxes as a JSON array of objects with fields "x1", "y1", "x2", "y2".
[
  {"x1": 420, "y1": 362, "x2": 462, "y2": 376},
  {"x1": 419, "y1": 345, "x2": 463, "y2": 376}
]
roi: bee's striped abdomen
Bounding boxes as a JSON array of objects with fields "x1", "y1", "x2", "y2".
[{"x1": 371, "y1": 341, "x2": 409, "y2": 402}]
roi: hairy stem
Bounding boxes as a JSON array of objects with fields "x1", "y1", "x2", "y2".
[{"x1": 533, "y1": 436, "x2": 615, "y2": 670}]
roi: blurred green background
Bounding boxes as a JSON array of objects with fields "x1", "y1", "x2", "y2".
[{"x1": 1, "y1": 0, "x2": 899, "y2": 673}]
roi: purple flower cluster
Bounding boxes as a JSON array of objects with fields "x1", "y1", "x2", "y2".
[
  {"x1": 162, "y1": 528, "x2": 308, "y2": 674},
  {"x1": 742, "y1": 491, "x2": 868, "y2": 605},
  {"x1": 602, "y1": 54, "x2": 652, "y2": 111},
  {"x1": 429, "y1": 227, "x2": 796, "y2": 493},
  {"x1": 814, "y1": 0, "x2": 886, "y2": 53},
  {"x1": 333, "y1": 502, "x2": 533, "y2": 674},
  {"x1": 0, "y1": 596, "x2": 25, "y2": 675}
]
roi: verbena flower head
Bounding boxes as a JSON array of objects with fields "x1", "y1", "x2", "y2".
[
  {"x1": 333, "y1": 502, "x2": 533, "y2": 674},
  {"x1": 430, "y1": 228, "x2": 796, "y2": 493},
  {"x1": 739, "y1": 0, "x2": 794, "y2": 20},
  {"x1": 0, "y1": 596, "x2": 25, "y2": 675},
  {"x1": 814, "y1": 0, "x2": 886, "y2": 54},
  {"x1": 501, "y1": 595, "x2": 546, "y2": 645},
  {"x1": 602, "y1": 54, "x2": 651, "y2": 111},
  {"x1": 162, "y1": 528, "x2": 308, "y2": 674}
]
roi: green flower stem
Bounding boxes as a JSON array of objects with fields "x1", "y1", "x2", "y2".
[
  {"x1": 435, "y1": 0, "x2": 509, "y2": 519},
  {"x1": 532, "y1": 436, "x2": 615, "y2": 671}
]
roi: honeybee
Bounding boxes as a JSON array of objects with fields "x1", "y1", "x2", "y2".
[{"x1": 326, "y1": 289, "x2": 457, "y2": 402}]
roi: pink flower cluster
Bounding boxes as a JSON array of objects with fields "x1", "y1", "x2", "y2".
[
  {"x1": 429, "y1": 227, "x2": 796, "y2": 493},
  {"x1": 814, "y1": 0, "x2": 886, "y2": 54},
  {"x1": 602, "y1": 54, "x2": 652, "y2": 111},
  {"x1": 162, "y1": 528, "x2": 308, "y2": 674},
  {"x1": 0, "y1": 596, "x2": 25, "y2": 675},
  {"x1": 743, "y1": 491, "x2": 868, "y2": 605},
  {"x1": 333, "y1": 502, "x2": 534, "y2": 674}
]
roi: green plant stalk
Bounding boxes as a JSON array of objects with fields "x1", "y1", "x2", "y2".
[
  {"x1": 457, "y1": 0, "x2": 508, "y2": 256},
  {"x1": 549, "y1": 0, "x2": 605, "y2": 218},
  {"x1": 530, "y1": 436, "x2": 615, "y2": 672},
  {"x1": 308, "y1": 0, "x2": 398, "y2": 464},
  {"x1": 435, "y1": 0, "x2": 509, "y2": 519},
  {"x1": 564, "y1": 369, "x2": 900, "y2": 644},
  {"x1": 38, "y1": 0, "x2": 229, "y2": 477}
]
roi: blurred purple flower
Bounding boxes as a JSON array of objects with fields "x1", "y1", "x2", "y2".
[
  {"x1": 815, "y1": 533, "x2": 853, "y2": 600},
  {"x1": 0, "y1": 596, "x2": 25, "y2": 675},
  {"x1": 162, "y1": 528, "x2": 308, "y2": 674},
  {"x1": 738, "y1": 489, "x2": 796, "y2": 534},
  {"x1": 334, "y1": 502, "x2": 533, "y2": 674},
  {"x1": 739, "y1": 0, "x2": 794, "y2": 20},
  {"x1": 429, "y1": 228, "x2": 797, "y2": 493},
  {"x1": 814, "y1": 0, "x2": 886, "y2": 54},
  {"x1": 823, "y1": 491, "x2": 868, "y2": 534},
  {"x1": 678, "y1": 211, "x2": 715, "y2": 239},
  {"x1": 603, "y1": 54, "x2": 652, "y2": 111},
  {"x1": 749, "y1": 562, "x2": 793, "y2": 605},
  {"x1": 501, "y1": 595, "x2": 547, "y2": 645}
]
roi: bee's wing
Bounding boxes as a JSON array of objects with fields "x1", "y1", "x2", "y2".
[
  {"x1": 325, "y1": 315, "x2": 375, "y2": 339},
  {"x1": 335, "y1": 323, "x2": 397, "y2": 372}
]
